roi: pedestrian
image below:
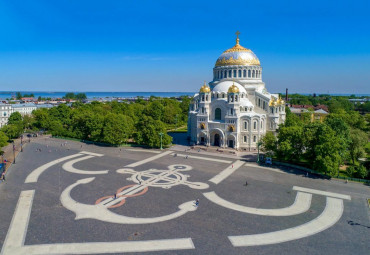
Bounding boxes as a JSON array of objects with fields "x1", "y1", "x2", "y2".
[
  {"x1": 81, "y1": 145, "x2": 83, "y2": 149},
  {"x1": 245, "y1": 180, "x2": 248, "y2": 186},
  {"x1": 232, "y1": 164, "x2": 234, "y2": 168},
  {"x1": 1, "y1": 172, "x2": 5, "y2": 183},
  {"x1": 195, "y1": 199, "x2": 199, "y2": 206},
  {"x1": 114, "y1": 193, "x2": 117, "y2": 199},
  {"x1": 185, "y1": 155, "x2": 188, "y2": 159},
  {"x1": 306, "y1": 172, "x2": 308, "y2": 177}
]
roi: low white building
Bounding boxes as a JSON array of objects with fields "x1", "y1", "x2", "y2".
[
  {"x1": 11, "y1": 103, "x2": 37, "y2": 116},
  {"x1": 0, "y1": 104, "x2": 12, "y2": 128}
]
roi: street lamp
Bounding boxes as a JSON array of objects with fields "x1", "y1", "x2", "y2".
[
  {"x1": 12, "y1": 142, "x2": 16, "y2": 164},
  {"x1": 257, "y1": 141, "x2": 262, "y2": 163},
  {"x1": 159, "y1": 132, "x2": 164, "y2": 150}
]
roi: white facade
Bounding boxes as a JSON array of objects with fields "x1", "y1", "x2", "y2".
[
  {"x1": 188, "y1": 34, "x2": 286, "y2": 150},
  {"x1": 11, "y1": 103, "x2": 37, "y2": 116},
  {"x1": 0, "y1": 104, "x2": 12, "y2": 128},
  {"x1": 0, "y1": 103, "x2": 37, "y2": 128}
]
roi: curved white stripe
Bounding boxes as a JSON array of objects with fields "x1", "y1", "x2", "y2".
[
  {"x1": 61, "y1": 178, "x2": 198, "y2": 224},
  {"x1": 25, "y1": 154, "x2": 83, "y2": 183},
  {"x1": 62, "y1": 156, "x2": 108, "y2": 175},
  {"x1": 203, "y1": 191, "x2": 312, "y2": 216},
  {"x1": 229, "y1": 197, "x2": 344, "y2": 246}
]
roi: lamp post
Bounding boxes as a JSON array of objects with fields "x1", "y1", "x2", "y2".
[
  {"x1": 257, "y1": 141, "x2": 262, "y2": 163},
  {"x1": 20, "y1": 135, "x2": 23, "y2": 152},
  {"x1": 12, "y1": 142, "x2": 16, "y2": 164},
  {"x1": 159, "y1": 132, "x2": 164, "y2": 150}
]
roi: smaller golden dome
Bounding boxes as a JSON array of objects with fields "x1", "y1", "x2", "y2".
[
  {"x1": 199, "y1": 81, "x2": 211, "y2": 93},
  {"x1": 228, "y1": 83, "x2": 240, "y2": 93}
]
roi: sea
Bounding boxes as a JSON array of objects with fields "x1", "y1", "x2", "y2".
[
  {"x1": 0, "y1": 91, "x2": 368, "y2": 100},
  {"x1": 0, "y1": 91, "x2": 195, "y2": 100}
]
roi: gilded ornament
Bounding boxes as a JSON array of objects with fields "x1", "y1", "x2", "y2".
[
  {"x1": 199, "y1": 81, "x2": 211, "y2": 93},
  {"x1": 228, "y1": 83, "x2": 240, "y2": 93},
  {"x1": 215, "y1": 56, "x2": 260, "y2": 67},
  {"x1": 228, "y1": 125, "x2": 235, "y2": 132}
]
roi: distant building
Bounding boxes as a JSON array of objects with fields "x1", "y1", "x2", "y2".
[
  {"x1": 289, "y1": 104, "x2": 329, "y2": 122},
  {"x1": 11, "y1": 103, "x2": 37, "y2": 116},
  {"x1": 0, "y1": 104, "x2": 12, "y2": 128}
]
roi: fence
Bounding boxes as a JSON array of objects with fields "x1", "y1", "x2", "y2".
[{"x1": 272, "y1": 161, "x2": 370, "y2": 184}]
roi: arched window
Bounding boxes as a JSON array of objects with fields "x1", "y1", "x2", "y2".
[
  {"x1": 222, "y1": 94, "x2": 225, "y2": 98},
  {"x1": 202, "y1": 95, "x2": 205, "y2": 101},
  {"x1": 248, "y1": 70, "x2": 251, "y2": 77},
  {"x1": 215, "y1": 108, "x2": 221, "y2": 120},
  {"x1": 253, "y1": 121, "x2": 257, "y2": 130},
  {"x1": 238, "y1": 70, "x2": 241, "y2": 77},
  {"x1": 245, "y1": 107, "x2": 248, "y2": 111},
  {"x1": 229, "y1": 70, "x2": 232, "y2": 77},
  {"x1": 230, "y1": 108, "x2": 234, "y2": 115},
  {"x1": 261, "y1": 121, "x2": 263, "y2": 129},
  {"x1": 224, "y1": 70, "x2": 227, "y2": 78},
  {"x1": 216, "y1": 94, "x2": 219, "y2": 98},
  {"x1": 235, "y1": 95, "x2": 238, "y2": 101},
  {"x1": 206, "y1": 95, "x2": 208, "y2": 101},
  {"x1": 252, "y1": 70, "x2": 255, "y2": 78},
  {"x1": 253, "y1": 136, "x2": 256, "y2": 142},
  {"x1": 244, "y1": 121, "x2": 248, "y2": 130},
  {"x1": 233, "y1": 70, "x2": 236, "y2": 77},
  {"x1": 243, "y1": 69, "x2": 246, "y2": 77}
]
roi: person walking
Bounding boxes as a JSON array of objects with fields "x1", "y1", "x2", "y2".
[
  {"x1": 195, "y1": 199, "x2": 199, "y2": 206},
  {"x1": 1, "y1": 172, "x2": 6, "y2": 183}
]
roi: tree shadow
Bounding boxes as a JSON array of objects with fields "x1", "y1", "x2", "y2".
[{"x1": 168, "y1": 132, "x2": 189, "y2": 146}]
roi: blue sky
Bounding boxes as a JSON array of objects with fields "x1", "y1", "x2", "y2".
[{"x1": 0, "y1": 0, "x2": 369, "y2": 93}]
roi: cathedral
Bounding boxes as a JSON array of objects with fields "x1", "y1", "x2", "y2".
[{"x1": 188, "y1": 32, "x2": 286, "y2": 150}]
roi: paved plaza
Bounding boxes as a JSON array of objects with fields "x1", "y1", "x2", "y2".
[{"x1": 0, "y1": 138, "x2": 369, "y2": 255}]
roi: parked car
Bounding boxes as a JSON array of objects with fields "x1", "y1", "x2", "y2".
[{"x1": 265, "y1": 157, "x2": 272, "y2": 165}]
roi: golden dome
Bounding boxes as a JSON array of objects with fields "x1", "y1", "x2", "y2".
[
  {"x1": 228, "y1": 83, "x2": 240, "y2": 93},
  {"x1": 199, "y1": 82, "x2": 211, "y2": 93},
  {"x1": 215, "y1": 31, "x2": 260, "y2": 67}
]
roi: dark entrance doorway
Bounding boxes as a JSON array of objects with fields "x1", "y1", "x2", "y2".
[
  {"x1": 214, "y1": 134, "x2": 220, "y2": 146},
  {"x1": 228, "y1": 139, "x2": 234, "y2": 148},
  {"x1": 200, "y1": 137, "x2": 205, "y2": 145}
]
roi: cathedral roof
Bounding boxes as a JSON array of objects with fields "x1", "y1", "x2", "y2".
[
  {"x1": 212, "y1": 81, "x2": 246, "y2": 94},
  {"x1": 215, "y1": 32, "x2": 260, "y2": 67}
]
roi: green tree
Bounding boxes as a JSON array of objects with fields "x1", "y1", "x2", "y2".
[
  {"x1": 64, "y1": 92, "x2": 76, "y2": 99},
  {"x1": 1, "y1": 124, "x2": 23, "y2": 139},
  {"x1": 355, "y1": 165, "x2": 368, "y2": 179},
  {"x1": 101, "y1": 113, "x2": 134, "y2": 145},
  {"x1": 75, "y1": 93, "x2": 87, "y2": 100},
  {"x1": 134, "y1": 116, "x2": 172, "y2": 148},
  {"x1": 16, "y1": 92, "x2": 22, "y2": 100},
  {"x1": 313, "y1": 124, "x2": 342, "y2": 176},
  {"x1": 261, "y1": 132, "x2": 277, "y2": 153},
  {"x1": 276, "y1": 125, "x2": 304, "y2": 161},
  {"x1": 32, "y1": 108, "x2": 50, "y2": 129},
  {"x1": 348, "y1": 129, "x2": 367, "y2": 164},
  {"x1": 0, "y1": 131, "x2": 8, "y2": 147},
  {"x1": 8, "y1": 112, "x2": 23, "y2": 125}
]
